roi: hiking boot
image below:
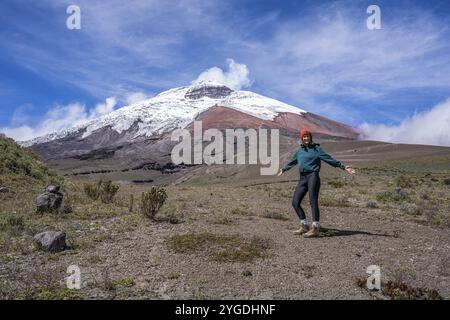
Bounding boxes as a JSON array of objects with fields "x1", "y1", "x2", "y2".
[
  {"x1": 293, "y1": 224, "x2": 309, "y2": 235},
  {"x1": 303, "y1": 225, "x2": 320, "y2": 238}
]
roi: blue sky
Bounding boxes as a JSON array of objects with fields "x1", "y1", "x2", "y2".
[{"x1": 1, "y1": 0, "x2": 450, "y2": 145}]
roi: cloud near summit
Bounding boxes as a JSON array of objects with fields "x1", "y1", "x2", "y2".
[{"x1": 191, "y1": 59, "x2": 251, "y2": 90}]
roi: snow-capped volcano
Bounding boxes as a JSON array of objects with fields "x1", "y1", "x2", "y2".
[
  {"x1": 26, "y1": 81, "x2": 358, "y2": 164},
  {"x1": 23, "y1": 81, "x2": 307, "y2": 147}
]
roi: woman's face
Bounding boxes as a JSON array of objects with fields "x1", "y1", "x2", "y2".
[{"x1": 302, "y1": 134, "x2": 311, "y2": 145}]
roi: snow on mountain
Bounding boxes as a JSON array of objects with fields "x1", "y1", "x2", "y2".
[{"x1": 22, "y1": 81, "x2": 306, "y2": 146}]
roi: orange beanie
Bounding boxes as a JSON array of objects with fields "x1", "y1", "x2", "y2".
[{"x1": 299, "y1": 129, "x2": 312, "y2": 139}]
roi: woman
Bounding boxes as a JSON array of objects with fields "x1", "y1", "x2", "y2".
[{"x1": 277, "y1": 130, "x2": 355, "y2": 238}]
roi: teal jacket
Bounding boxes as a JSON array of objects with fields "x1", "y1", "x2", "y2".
[{"x1": 281, "y1": 143, "x2": 345, "y2": 173}]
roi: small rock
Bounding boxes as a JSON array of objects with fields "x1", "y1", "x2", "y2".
[
  {"x1": 45, "y1": 185, "x2": 61, "y2": 193},
  {"x1": 0, "y1": 187, "x2": 9, "y2": 193},
  {"x1": 34, "y1": 231, "x2": 67, "y2": 252},
  {"x1": 36, "y1": 185, "x2": 63, "y2": 213},
  {"x1": 65, "y1": 238, "x2": 73, "y2": 250}
]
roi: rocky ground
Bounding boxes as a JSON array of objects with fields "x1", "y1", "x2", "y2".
[{"x1": 1, "y1": 162, "x2": 449, "y2": 300}]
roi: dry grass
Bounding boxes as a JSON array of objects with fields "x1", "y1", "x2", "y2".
[
  {"x1": 261, "y1": 211, "x2": 289, "y2": 221},
  {"x1": 166, "y1": 232, "x2": 271, "y2": 262},
  {"x1": 356, "y1": 277, "x2": 442, "y2": 300}
]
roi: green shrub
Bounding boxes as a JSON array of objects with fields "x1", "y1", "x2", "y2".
[
  {"x1": 395, "y1": 175, "x2": 413, "y2": 188},
  {"x1": 382, "y1": 280, "x2": 442, "y2": 300},
  {"x1": 84, "y1": 181, "x2": 101, "y2": 200},
  {"x1": 83, "y1": 180, "x2": 119, "y2": 203},
  {"x1": 113, "y1": 277, "x2": 135, "y2": 287},
  {"x1": 99, "y1": 180, "x2": 119, "y2": 204},
  {"x1": 140, "y1": 187, "x2": 168, "y2": 220},
  {"x1": 167, "y1": 272, "x2": 180, "y2": 279},
  {"x1": 376, "y1": 189, "x2": 409, "y2": 203},
  {"x1": 356, "y1": 278, "x2": 442, "y2": 300},
  {"x1": 0, "y1": 214, "x2": 25, "y2": 236},
  {"x1": 328, "y1": 179, "x2": 345, "y2": 188},
  {"x1": 320, "y1": 197, "x2": 351, "y2": 207},
  {"x1": 0, "y1": 135, "x2": 49, "y2": 179}
]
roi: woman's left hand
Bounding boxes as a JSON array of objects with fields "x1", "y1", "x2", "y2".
[{"x1": 345, "y1": 165, "x2": 356, "y2": 174}]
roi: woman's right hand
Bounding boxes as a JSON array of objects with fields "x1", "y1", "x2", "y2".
[{"x1": 277, "y1": 169, "x2": 283, "y2": 176}]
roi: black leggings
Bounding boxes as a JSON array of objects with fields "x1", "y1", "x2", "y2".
[{"x1": 292, "y1": 172, "x2": 321, "y2": 222}]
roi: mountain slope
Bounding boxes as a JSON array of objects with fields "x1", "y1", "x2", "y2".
[
  {"x1": 23, "y1": 82, "x2": 311, "y2": 146},
  {"x1": 23, "y1": 82, "x2": 359, "y2": 179},
  {"x1": 24, "y1": 82, "x2": 358, "y2": 147}
]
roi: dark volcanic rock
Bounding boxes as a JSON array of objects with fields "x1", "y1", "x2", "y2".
[
  {"x1": 72, "y1": 145, "x2": 124, "y2": 160},
  {"x1": 36, "y1": 185, "x2": 63, "y2": 213},
  {"x1": 34, "y1": 231, "x2": 67, "y2": 252},
  {"x1": 131, "y1": 162, "x2": 196, "y2": 174},
  {"x1": 30, "y1": 123, "x2": 139, "y2": 161},
  {"x1": 185, "y1": 84, "x2": 233, "y2": 99},
  {"x1": 132, "y1": 179, "x2": 155, "y2": 184},
  {"x1": 0, "y1": 187, "x2": 10, "y2": 193}
]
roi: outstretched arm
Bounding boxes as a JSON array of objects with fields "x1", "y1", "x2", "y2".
[
  {"x1": 278, "y1": 151, "x2": 298, "y2": 175},
  {"x1": 317, "y1": 146, "x2": 355, "y2": 174},
  {"x1": 317, "y1": 146, "x2": 345, "y2": 169}
]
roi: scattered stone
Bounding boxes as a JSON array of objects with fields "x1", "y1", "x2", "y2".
[
  {"x1": 0, "y1": 187, "x2": 10, "y2": 193},
  {"x1": 242, "y1": 270, "x2": 253, "y2": 277},
  {"x1": 45, "y1": 185, "x2": 61, "y2": 193},
  {"x1": 34, "y1": 231, "x2": 68, "y2": 252},
  {"x1": 36, "y1": 185, "x2": 64, "y2": 213},
  {"x1": 366, "y1": 201, "x2": 379, "y2": 209}
]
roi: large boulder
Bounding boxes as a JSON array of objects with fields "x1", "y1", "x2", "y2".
[
  {"x1": 34, "y1": 231, "x2": 68, "y2": 252},
  {"x1": 36, "y1": 185, "x2": 63, "y2": 213}
]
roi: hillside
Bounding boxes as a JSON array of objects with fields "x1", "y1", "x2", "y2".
[
  {"x1": 1, "y1": 134, "x2": 449, "y2": 300},
  {"x1": 0, "y1": 134, "x2": 49, "y2": 180}
]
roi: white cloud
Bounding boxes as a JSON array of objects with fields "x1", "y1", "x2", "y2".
[
  {"x1": 359, "y1": 98, "x2": 450, "y2": 146},
  {"x1": 242, "y1": 4, "x2": 450, "y2": 124},
  {"x1": 0, "y1": 126, "x2": 36, "y2": 142},
  {"x1": 1, "y1": 0, "x2": 236, "y2": 98},
  {"x1": 192, "y1": 59, "x2": 251, "y2": 90},
  {"x1": 90, "y1": 97, "x2": 117, "y2": 118},
  {"x1": 124, "y1": 92, "x2": 152, "y2": 105},
  {"x1": 1, "y1": 97, "x2": 117, "y2": 142}
]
